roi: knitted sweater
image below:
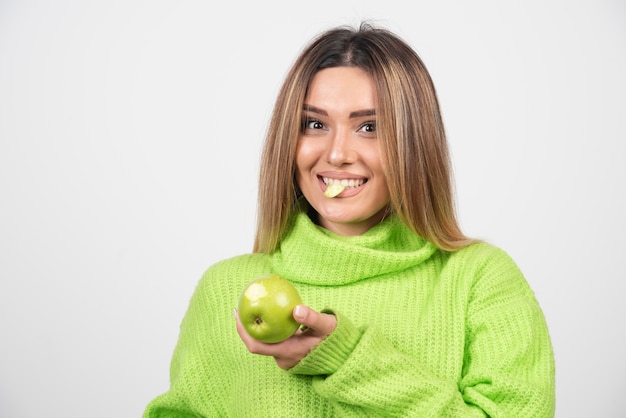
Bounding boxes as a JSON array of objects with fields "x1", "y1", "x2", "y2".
[{"x1": 143, "y1": 208, "x2": 555, "y2": 417}]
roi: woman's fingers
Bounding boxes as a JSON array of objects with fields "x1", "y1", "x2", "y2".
[
  {"x1": 234, "y1": 305, "x2": 337, "y2": 369},
  {"x1": 293, "y1": 305, "x2": 336, "y2": 336}
]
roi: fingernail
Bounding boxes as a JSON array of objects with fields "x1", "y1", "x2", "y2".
[{"x1": 294, "y1": 305, "x2": 305, "y2": 319}]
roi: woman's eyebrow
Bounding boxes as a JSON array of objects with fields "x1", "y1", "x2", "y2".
[
  {"x1": 302, "y1": 104, "x2": 328, "y2": 116},
  {"x1": 302, "y1": 105, "x2": 376, "y2": 119},
  {"x1": 349, "y1": 109, "x2": 376, "y2": 118}
]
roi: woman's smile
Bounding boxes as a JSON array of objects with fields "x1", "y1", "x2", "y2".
[{"x1": 319, "y1": 173, "x2": 368, "y2": 197}]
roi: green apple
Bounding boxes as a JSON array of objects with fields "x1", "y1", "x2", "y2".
[{"x1": 238, "y1": 274, "x2": 303, "y2": 343}]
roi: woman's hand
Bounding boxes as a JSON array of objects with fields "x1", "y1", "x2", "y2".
[{"x1": 235, "y1": 305, "x2": 337, "y2": 369}]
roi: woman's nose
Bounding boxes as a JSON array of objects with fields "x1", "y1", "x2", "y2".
[{"x1": 326, "y1": 130, "x2": 356, "y2": 166}]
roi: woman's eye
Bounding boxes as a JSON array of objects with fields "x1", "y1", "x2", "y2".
[
  {"x1": 359, "y1": 122, "x2": 376, "y2": 133},
  {"x1": 303, "y1": 119, "x2": 324, "y2": 130}
]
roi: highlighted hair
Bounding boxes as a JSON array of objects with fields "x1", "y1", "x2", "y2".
[{"x1": 254, "y1": 23, "x2": 474, "y2": 253}]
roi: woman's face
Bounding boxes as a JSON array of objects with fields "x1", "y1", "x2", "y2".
[{"x1": 295, "y1": 66, "x2": 390, "y2": 236}]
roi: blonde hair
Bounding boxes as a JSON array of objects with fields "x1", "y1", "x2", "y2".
[{"x1": 254, "y1": 23, "x2": 475, "y2": 253}]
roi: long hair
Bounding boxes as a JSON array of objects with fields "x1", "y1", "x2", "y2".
[{"x1": 253, "y1": 23, "x2": 474, "y2": 253}]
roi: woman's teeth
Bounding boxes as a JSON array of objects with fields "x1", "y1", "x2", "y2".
[{"x1": 322, "y1": 177, "x2": 365, "y2": 188}]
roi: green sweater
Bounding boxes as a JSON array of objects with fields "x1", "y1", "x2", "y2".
[{"x1": 144, "y1": 209, "x2": 555, "y2": 417}]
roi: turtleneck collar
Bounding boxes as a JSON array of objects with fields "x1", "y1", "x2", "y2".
[{"x1": 270, "y1": 204, "x2": 437, "y2": 286}]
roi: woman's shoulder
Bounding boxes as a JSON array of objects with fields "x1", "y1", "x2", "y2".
[
  {"x1": 444, "y1": 241, "x2": 526, "y2": 284},
  {"x1": 197, "y1": 252, "x2": 274, "y2": 290},
  {"x1": 450, "y1": 240, "x2": 515, "y2": 264},
  {"x1": 446, "y1": 240, "x2": 538, "y2": 300},
  {"x1": 181, "y1": 252, "x2": 275, "y2": 314},
  {"x1": 205, "y1": 252, "x2": 271, "y2": 272}
]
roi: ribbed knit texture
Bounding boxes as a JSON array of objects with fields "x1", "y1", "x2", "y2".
[{"x1": 143, "y1": 208, "x2": 555, "y2": 417}]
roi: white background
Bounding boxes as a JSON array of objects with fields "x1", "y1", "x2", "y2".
[{"x1": 1, "y1": 0, "x2": 624, "y2": 417}]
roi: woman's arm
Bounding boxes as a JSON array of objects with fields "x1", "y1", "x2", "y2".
[
  {"x1": 290, "y1": 303, "x2": 553, "y2": 417},
  {"x1": 241, "y1": 249, "x2": 555, "y2": 417}
]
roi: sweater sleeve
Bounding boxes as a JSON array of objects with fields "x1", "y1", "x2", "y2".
[
  {"x1": 288, "y1": 249, "x2": 555, "y2": 417},
  {"x1": 142, "y1": 279, "x2": 223, "y2": 418},
  {"x1": 142, "y1": 254, "x2": 271, "y2": 418}
]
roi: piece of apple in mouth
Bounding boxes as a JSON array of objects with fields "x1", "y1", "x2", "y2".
[
  {"x1": 321, "y1": 176, "x2": 367, "y2": 198},
  {"x1": 324, "y1": 183, "x2": 345, "y2": 198}
]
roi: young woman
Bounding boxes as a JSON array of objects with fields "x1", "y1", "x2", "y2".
[{"x1": 144, "y1": 23, "x2": 555, "y2": 417}]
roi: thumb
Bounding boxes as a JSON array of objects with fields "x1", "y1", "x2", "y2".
[{"x1": 293, "y1": 305, "x2": 336, "y2": 335}]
